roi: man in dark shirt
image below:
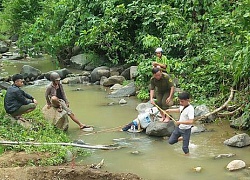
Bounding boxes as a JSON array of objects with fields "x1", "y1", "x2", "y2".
[
  {"x1": 150, "y1": 67, "x2": 174, "y2": 122},
  {"x1": 4, "y1": 74, "x2": 37, "y2": 119}
]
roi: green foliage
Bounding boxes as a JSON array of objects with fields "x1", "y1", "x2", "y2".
[
  {"x1": 1, "y1": 0, "x2": 250, "y2": 119},
  {"x1": 0, "y1": 0, "x2": 43, "y2": 33},
  {"x1": 0, "y1": 92, "x2": 89, "y2": 166}
]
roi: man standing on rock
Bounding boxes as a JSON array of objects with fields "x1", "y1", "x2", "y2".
[
  {"x1": 150, "y1": 67, "x2": 174, "y2": 122},
  {"x1": 4, "y1": 74, "x2": 37, "y2": 120},
  {"x1": 45, "y1": 72, "x2": 90, "y2": 130}
]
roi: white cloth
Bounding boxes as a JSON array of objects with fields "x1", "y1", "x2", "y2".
[{"x1": 179, "y1": 105, "x2": 194, "y2": 129}]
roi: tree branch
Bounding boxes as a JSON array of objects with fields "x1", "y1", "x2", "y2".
[{"x1": 194, "y1": 88, "x2": 235, "y2": 121}]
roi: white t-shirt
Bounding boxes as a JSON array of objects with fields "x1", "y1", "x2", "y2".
[{"x1": 179, "y1": 105, "x2": 194, "y2": 129}]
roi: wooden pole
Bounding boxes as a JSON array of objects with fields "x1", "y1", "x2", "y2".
[
  {"x1": 153, "y1": 104, "x2": 177, "y2": 122},
  {"x1": 0, "y1": 141, "x2": 121, "y2": 150}
]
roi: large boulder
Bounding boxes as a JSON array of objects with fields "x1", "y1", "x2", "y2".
[
  {"x1": 146, "y1": 121, "x2": 175, "y2": 137},
  {"x1": 230, "y1": 116, "x2": 249, "y2": 130},
  {"x1": 44, "y1": 68, "x2": 72, "y2": 80},
  {"x1": 42, "y1": 105, "x2": 69, "y2": 131},
  {"x1": 20, "y1": 65, "x2": 42, "y2": 81},
  {"x1": 107, "y1": 81, "x2": 136, "y2": 98},
  {"x1": 70, "y1": 54, "x2": 92, "y2": 70},
  {"x1": 136, "y1": 102, "x2": 154, "y2": 114},
  {"x1": 102, "y1": 75, "x2": 125, "y2": 86},
  {"x1": 223, "y1": 133, "x2": 250, "y2": 147},
  {"x1": 90, "y1": 66, "x2": 110, "y2": 83},
  {"x1": 0, "y1": 81, "x2": 11, "y2": 90},
  {"x1": 194, "y1": 104, "x2": 215, "y2": 123}
]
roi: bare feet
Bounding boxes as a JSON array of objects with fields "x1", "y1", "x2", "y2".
[{"x1": 178, "y1": 137, "x2": 183, "y2": 141}]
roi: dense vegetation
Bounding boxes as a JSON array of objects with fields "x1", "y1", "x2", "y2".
[{"x1": 0, "y1": 0, "x2": 249, "y2": 129}]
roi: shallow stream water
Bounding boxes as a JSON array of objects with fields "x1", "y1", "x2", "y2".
[{"x1": 2, "y1": 58, "x2": 250, "y2": 180}]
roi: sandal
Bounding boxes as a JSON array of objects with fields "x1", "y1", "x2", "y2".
[{"x1": 80, "y1": 125, "x2": 92, "y2": 129}]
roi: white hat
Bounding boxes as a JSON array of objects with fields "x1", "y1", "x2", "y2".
[{"x1": 155, "y1": 47, "x2": 163, "y2": 53}]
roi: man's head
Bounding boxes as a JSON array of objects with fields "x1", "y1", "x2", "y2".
[
  {"x1": 178, "y1": 92, "x2": 191, "y2": 106},
  {"x1": 155, "y1": 47, "x2": 163, "y2": 58},
  {"x1": 152, "y1": 67, "x2": 162, "y2": 80},
  {"x1": 50, "y1": 72, "x2": 61, "y2": 83},
  {"x1": 12, "y1": 74, "x2": 24, "y2": 87}
]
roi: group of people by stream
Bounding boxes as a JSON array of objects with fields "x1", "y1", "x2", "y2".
[{"x1": 3, "y1": 47, "x2": 196, "y2": 156}]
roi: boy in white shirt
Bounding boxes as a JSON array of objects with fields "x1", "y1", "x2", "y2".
[{"x1": 166, "y1": 92, "x2": 194, "y2": 155}]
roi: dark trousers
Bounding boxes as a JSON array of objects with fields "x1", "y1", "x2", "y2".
[
  {"x1": 156, "y1": 92, "x2": 170, "y2": 110},
  {"x1": 168, "y1": 126, "x2": 191, "y2": 154}
]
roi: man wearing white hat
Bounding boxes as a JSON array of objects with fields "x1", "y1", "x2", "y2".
[{"x1": 152, "y1": 47, "x2": 170, "y2": 73}]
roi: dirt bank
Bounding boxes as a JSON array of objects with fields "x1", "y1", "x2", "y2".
[{"x1": 0, "y1": 151, "x2": 142, "y2": 180}]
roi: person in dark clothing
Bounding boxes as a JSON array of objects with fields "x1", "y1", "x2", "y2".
[
  {"x1": 45, "y1": 72, "x2": 90, "y2": 129},
  {"x1": 150, "y1": 67, "x2": 174, "y2": 122},
  {"x1": 4, "y1": 74, "x2": 37, "y2": 120}
]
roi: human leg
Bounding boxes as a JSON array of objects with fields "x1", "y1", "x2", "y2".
[
  {"x1": 51, "y1": 96, "x2": 62, "y2": 111},
  {"x1": 156, "y1": 93, "x2": 165, "y2": 121},
  {"x1": 59, "y1": 99, "x2": 87, "y2": 129},
  {"x1": 10, "y1": 103, "x2": 37, "y2": 117},
  {"x1": 162, "y1": 92, "x2": 170, "y2": 122},
  {"x1": 181, "y1": 128, "x2": 191, "y2": 154},
  {"x1": 168, "y1": 127, "x2": 181, "y2": 145}
]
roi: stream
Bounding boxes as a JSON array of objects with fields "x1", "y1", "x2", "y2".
[{"x1": 1, "y1": 58, "x2": 250, "y2": 180}]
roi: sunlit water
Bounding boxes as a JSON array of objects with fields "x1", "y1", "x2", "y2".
[{"x1": 3, "y1": 59, "x2": 250, "y2": 180}]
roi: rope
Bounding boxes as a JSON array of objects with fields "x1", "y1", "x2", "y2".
[{"x1": 84, "y1": 125, "x2": 123, "y2": 136}]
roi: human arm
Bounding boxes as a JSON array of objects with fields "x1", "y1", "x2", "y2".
[
  {"x1": 152, "y1": 62, "x2": 166, "y2": 69},
  {"x1": 150, "y1": 89, "x2": 156, "y2": 105},
  {"x1": 175, "y1": 119, "x2": 194, "y2": 126},
  {"x1": 45, "y1": 87, "x2": 52, "y2": 106},
  {"x1": 15, "y1": 89, "x2": 34, "y2": 105},
  {"x1": 59, "y1": 84, "x2": 69, "y2": 105},
  {"x1": 166, "y1": 86, "x2": 174, "y2": 104}
]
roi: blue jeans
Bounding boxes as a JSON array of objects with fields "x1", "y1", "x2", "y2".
[{"x1": 168, "y1": 126, "x2": 191, "y2": 154}]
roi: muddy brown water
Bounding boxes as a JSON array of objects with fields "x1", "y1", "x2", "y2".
[{"x1": 2, "y1": 58, "x2": 250, "y2": 180}]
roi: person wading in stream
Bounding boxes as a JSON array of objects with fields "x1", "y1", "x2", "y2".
[
  {"x1": 45, "y1": 72, "x2": 90, "y2": 129},
  {"x1": 167, "y1": 92, "x2": 194, "y2": 155},
  {"x1": 4, "y1": 74, "x2": 37, "y2": 121},
  {"x1": 150, "y1": 67, "x2": 174, "y2": 122}
]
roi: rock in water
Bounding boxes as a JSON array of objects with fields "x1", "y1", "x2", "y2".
[
  {"x1": 193, "y1": 166, "x2": 202, "y2": 172},
  {"x1": 226, "y1": 160, "x2": 246, "y2": 171}
]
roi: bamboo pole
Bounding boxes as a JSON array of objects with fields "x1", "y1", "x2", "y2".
[
  {"x1": 0, "y1": 141, "x2": 121, "y2": 150},
  {"x1": 153, "y1": 104, "x2": 177, "y2": 122}
]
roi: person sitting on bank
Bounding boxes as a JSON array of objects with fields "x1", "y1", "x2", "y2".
[
  {"x1": 45, "y1": 72, "x2": 90, "y2": 130},
  {"x1": 4, "y1": 74, "x2": 37, "y2": 121},
  {"x1": 152, "y1": 47, "x2": 170, "y2": 74}
]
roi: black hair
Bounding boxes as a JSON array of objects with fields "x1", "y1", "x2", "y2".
[
  {"x1": 12, "y1": 74, "x2": 24, "y2": 82},
  {"x1": 178, "y1": 91, "x2": 191, "y2": 100},
  {"x1": 152, "y1": 67, "x2": 161, "y2": 74}
]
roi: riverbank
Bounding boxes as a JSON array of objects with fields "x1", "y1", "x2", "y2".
[{"x1": 0, "y1": 151, "x2": 142, "y2": 180}]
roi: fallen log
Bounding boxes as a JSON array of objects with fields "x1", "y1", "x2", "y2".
[
  {"x1": 0, "y1": 141, "x2": 121, "y2": 150},
  {"x1": 194, "y1": 88, "x2": 235, "y2": 121}
]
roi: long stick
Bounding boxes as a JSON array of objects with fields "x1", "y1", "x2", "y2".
[
  {"x1": 154, "y1": 104, "x2": 177, "y2": 122},
  {"x1": 0, "y1": 141, "x2": 121, "y2": 150},
  {"x1": 84, "y1": 126, "x2": 123, "y2": 136}
]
